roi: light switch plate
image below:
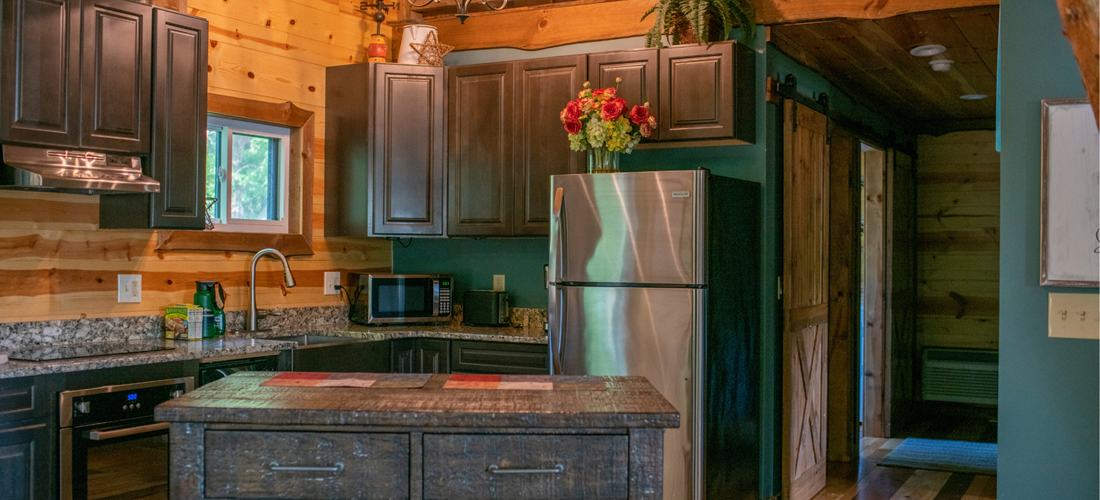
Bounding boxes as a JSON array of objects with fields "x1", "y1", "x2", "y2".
[
  {"x1": 1048, "y1": 293, "x2": 1099, "y2": 339},
  {"x1": 493, "y1": 275, "x2": 505, "y2": 292},
  {"x1": 118, "y1": 274, "x2": 141, "y2": 303},
  {"x1": 324, "y1": 272, "x2": 340, "y2": 295}
]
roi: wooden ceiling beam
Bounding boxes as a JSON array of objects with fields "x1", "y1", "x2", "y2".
[{"x1": 425, "y1": 0, "x2": 1000, "y2": 52}]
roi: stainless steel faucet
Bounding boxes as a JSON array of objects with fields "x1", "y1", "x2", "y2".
[{"x1": 247, "y1": 248, "x2": 296, "y2": 331}]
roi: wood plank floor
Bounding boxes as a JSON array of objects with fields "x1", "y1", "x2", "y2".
[{"x1": 809, "y1": 404, "x2": 997, "y2": 500}]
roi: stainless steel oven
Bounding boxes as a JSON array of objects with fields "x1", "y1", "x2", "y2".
[
  {"x1": 59, "y1": 377, "x2": 193, "y2": 500},
  {"x1": 348, "y1": 273, "x2": 453, "y2": 324}
]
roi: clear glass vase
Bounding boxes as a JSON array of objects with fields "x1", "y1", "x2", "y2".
[{"x1": 587, "y1": 147, "x2": 620, "y2": 174}]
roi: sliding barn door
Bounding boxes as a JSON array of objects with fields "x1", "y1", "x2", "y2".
[{"x1": 782, "y1": 101, "x2": 829, "y2": 500}]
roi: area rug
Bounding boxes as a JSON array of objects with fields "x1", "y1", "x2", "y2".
[{"x1": 879, "y1": 438, "x2": 997, "y2": 475}]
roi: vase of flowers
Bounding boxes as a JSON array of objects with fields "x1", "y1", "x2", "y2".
[{"x1": 561, "y1": 79, "x2": 656, "y2": 174}]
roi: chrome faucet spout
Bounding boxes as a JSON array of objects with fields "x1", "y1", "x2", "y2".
[{"x1": 247, "y1": 248, "x2": 296, "y2": 331}]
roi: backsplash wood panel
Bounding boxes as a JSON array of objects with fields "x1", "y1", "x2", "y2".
[{"x1": 0, "y1": 1, "x2": 391, "y2": 324}]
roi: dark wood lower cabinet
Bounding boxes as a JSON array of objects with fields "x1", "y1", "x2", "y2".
[
  {"x1": 451, "y1": 340, "x2": 549, "y2": 375},
  {"x1": 391, "y1": 338, "x2": 418, "y2": 374},
  {"x1": 417, "y1": 339, "x2": 450, "y2": 374},
  {"x1": 0, "y1": 423, "x2": 51, "y2": 500}
]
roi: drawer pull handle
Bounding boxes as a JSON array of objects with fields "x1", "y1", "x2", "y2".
[
  {"x1": 488, "y1": 464, "x2": 564, "y2": 474},
  {"x1": 270, "y1": 463, "x2": 345, "y2": 473}
]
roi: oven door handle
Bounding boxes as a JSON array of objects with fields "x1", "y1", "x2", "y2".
[{"x1": 88, "y1": 422, "x2": 170, "y2": 441}]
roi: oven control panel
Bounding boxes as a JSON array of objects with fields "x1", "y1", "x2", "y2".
[{"x1": 61, "y1": 378, "x2": 192, "y2": 428}]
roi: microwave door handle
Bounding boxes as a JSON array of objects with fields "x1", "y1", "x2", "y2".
[
  {"x1": 88, "y1": 422, "x2": 170, "y2": 441},
  {"x1": 432, "y1": 280, "x2": 440, "y2": 316}
]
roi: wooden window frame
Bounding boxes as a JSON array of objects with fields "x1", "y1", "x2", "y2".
[{"x1": 156, "y1": 94, "x2": 315, "y2": 256}]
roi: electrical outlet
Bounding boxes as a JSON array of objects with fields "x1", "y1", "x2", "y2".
[
  {"x1": 493, "y1": 274, "x2": 505, "y2": 292},
  {"x1": 1048, "y1": 293, "x2": 1100, "y2": 339},
  {"x1": 324, "y1": 272, "x2": 340, "y2": 295},
  {"x1": 118, "y1": 274, "x2": 141, "y2": 303}
]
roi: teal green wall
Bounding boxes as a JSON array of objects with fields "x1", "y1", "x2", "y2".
[
  {"x1": 390, "y1": 238, "x2": 550, "y2": 307},
  {"x1": 998, "y1": 1, "x2": 1099, "y2": 497}
]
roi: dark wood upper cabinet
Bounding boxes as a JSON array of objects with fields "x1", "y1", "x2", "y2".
[
  {"x1": 513, "y1": 55, "x2": 586, "y2": 236},
  {"x1": 79, "y1": 0, "x2": 152, "y2": 153},
  {"x1": 326, "y1": 63, "x2": 445, "y2": 237},
  {"x1": 99, "y1": 7, "x2": 207, "y2": 230},
  {"x1": 447, "y1": 63, "x2": 514, "y2": 237},
  {"x1": 149, "y1": 8, "x2": 206, "y2": 228},
  {"x1": 0, "y1": 0, "x2": 81, "y2": 148},
  {"x1": 588, "y1": 49, "x2": 660, "y2": 141},
  {"x1": 659, "y1": 41, "x2": 755, "y2": 144},
  {"x1": 372, "y1": 64, "x2": 445, "y2": 236}
]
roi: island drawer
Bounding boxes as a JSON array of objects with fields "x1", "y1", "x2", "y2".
[
  {"x1": 204, "y1": 430, "x2": 409, "y2": 499},
  {"x1": 422, "y1": 434, "x2": 629, "y2": 499}
]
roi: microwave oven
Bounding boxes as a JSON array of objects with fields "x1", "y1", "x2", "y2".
[{"x1": 348, "y1": 273, "x2": 453, "y2": 324}]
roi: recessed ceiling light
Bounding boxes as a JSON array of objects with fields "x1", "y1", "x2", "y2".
[
  {"x1": 910, "y1": 44, "x2": 946, "y2": 57},
  {"x1": 961, "y1": 94, "x2": 988, "y2": 100}
]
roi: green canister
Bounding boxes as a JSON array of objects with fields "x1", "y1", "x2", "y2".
[{"x1": 194, "y1": 281, "x2": 226, "y2": 337}]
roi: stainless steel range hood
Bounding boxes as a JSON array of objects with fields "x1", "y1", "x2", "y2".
[{"x1": 0, "y1": 144, "x2": 160, "y2": 195}]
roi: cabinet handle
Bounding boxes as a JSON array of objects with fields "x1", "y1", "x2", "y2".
[
  {"x1": 271, "y1": 463, "x2": 345, "y2": 473},
  {"x1": 487, "y1": 464, "x2": 564, "y2": 474}
]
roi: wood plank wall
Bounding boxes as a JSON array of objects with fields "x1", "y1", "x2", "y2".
[
  {"x1": 0, "y1": 0, "x2": 393, "y2": 323},
  {"x1": 915, "y1": 130, "x2": 1000, "y2": 351}
]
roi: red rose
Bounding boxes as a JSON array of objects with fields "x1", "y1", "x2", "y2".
[
  {"x1": 564, "y1": 118, "x2": 582, "y2": 135},
  {"x1": 601, "y1": 98, "x2": 626, "y2": 121},
  {"x1": 560, "y1": 101, "x2": 581, "y2": 123},
  {"x1": 629, "y1": 105, "x2": 649, "y2": 125},
  {"x1": 639, "y1": 122, "x2": 653, "y2": 138}
]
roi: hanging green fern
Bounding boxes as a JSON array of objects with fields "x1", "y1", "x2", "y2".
[{"x1": 641, "y1": 0, "x2": 755, "y2": 49}]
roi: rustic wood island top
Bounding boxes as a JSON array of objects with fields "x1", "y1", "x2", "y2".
[
  {"x1": 159, "y1": 373, "x2": 677, "y2": 499},
  {"x1": 155, "y1": 372, "x2": 680, "y2": 429}
]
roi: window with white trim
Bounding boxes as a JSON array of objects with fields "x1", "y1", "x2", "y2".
[{"x1": 205, "y1": 116, "x2": 291, "y2": 233}]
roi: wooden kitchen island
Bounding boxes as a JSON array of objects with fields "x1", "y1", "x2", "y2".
[{"x1": 154, "y1": 372, "x2": 679, "y2": 500}]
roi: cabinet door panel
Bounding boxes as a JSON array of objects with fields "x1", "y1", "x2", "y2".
[
  {"x1": 514, "y1": 55, "x2": 586, "y2": 236},
  {"x1": 391, "y1": 338, "x2": 417, "y2": 374},
  {"x1": 0, "y1": 0, "x2": 81, "y2": 147},
  {"x1": 0, "y1": 423, "x2": 51, "y2": 500},
  {"x1": 372, "y1": 64, "x2": 445, "y2": 236},
  {"x1": 588, "y1": 49, "x2": 659, "y2": 140},
  {"x1": 659, "y1": 43, "x2": 732, "y2": 141},
  {"x1": 80, "y1": 0, "x2": 152, "y2": 153},
  {"x1": 150, "y1": 9, "x2": 206, "y2": 228},
  {"x1": 417, "y1": 338, "x2": 450, "y2": 374},
  {"x1": 448, "y1": 63, "x2": 514, "y2": 236}
]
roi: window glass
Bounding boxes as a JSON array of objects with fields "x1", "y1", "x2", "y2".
[
  {"x1": 231, "y1": 133, "x2": 279, "y2": 221},
  {"x1": 205, "y1": 116, "x2": 290, "y2": 233}
]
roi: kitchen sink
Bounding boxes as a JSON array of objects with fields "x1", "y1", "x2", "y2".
[{"x1": 270, "y1": 334, "x2": 359, "y2": 348}]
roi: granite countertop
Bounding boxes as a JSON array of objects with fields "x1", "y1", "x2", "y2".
[
  {"x1": 0, "y1": 321, "x2": 546, "y2": 381},
  {"x1": 0, "y1": 338, "x2": 296, "y2": 380},
  {"x1": 155, "y1": 371, "x2": 679, "y2": 429},
  {"x1": 241, "y1": 322, "x2": 550, "y2": 345}
]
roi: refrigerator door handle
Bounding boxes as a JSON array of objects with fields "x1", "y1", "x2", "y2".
[
  {"x1": 552, "y1": 187, "x2": 565, "y2": 282},
  {"x1": 548, "y1": 285, "x2": 566, "y2": 375}
]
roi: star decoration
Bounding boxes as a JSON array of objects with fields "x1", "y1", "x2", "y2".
[{"x1": 410, "y1": 31, "x2": 453, "y2": 67}]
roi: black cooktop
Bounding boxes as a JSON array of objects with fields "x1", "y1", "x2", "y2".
[{"x1": 6, "y1": 342, "x2": 174, "y2": 362}]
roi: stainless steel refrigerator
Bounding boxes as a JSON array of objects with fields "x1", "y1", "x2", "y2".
[{"x1": 548, "y1": 169, "x2": 761, "y2": 500}]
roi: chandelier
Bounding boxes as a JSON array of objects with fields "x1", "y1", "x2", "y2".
[{"x1": 361, "y1": 0, "x2": 508, "y2": 25}]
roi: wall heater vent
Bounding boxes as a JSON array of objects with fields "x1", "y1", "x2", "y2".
[{"x1": 921, "y1": 348, "x2": 998, "y2": 405}]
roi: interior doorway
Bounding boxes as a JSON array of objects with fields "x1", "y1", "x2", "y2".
[{"x1": 859, "y1": 143, "x2": 887, "y2": 441}]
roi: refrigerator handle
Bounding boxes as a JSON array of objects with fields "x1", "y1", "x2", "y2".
[
  {"x1": 547, "y1": 284, "x2": 564, "y2": 375},
  {"x1": 551, "y1": 187, "x2": 565, "y2": 282}
]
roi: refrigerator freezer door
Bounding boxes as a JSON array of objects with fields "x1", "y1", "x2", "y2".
[
  {"x1": 549, "y1": 170, "x2": 706, "y2": 286},
  {"x1": 549, "y1": 284, "x2": 703, "y2": 500}
]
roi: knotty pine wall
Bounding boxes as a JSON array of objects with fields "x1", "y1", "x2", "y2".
[
  {"x1": 0, "y1": 0, "x2": 392, "y2": 323},
  {"x1": 915, "y1": 130, "x2": 1000, "y2": 351}
]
